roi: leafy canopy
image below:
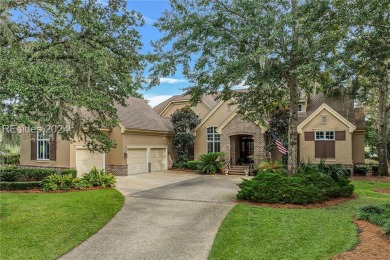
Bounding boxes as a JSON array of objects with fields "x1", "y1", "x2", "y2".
[{"x1": 0, "y1": 0, "x2": 145, "y2": 152}]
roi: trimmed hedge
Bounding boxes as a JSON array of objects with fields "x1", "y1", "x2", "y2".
[
  {"x1": 186, "y1": 160, "x2": 201, "y2": 170},
  {"x1": 0, "y1": 167, "x2": 56, "y2": 181},
  {"x1": 61, "y1": 169, "x2": 77, "y2": 178},
  {"x1": 0, "y1": 181, "x2": 41, "y2": 190},
  {"x1": 237, "y1": 170, "x2": 354, "y2": 204},
  {"x1": 0, "y1": 153, "x2": 20, "y2": 165}
]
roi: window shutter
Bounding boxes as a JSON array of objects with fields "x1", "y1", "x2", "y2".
[
  {"x1": 50, "y1": 134, "x2": 57, "y2": 161},
  {"x1": 31, "y1": 135, "x2": 37, "y2": 160},
  {"x1": 335, "y1": 131, "x2": 346, "y2": 140},
  {"x1": 304, "y1": 132, "x2": 314, "y2": 141}
]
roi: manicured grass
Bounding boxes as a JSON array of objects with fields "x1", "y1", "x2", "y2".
[
  {"x1": 0, "y1": 189, "x2": 124, "y2": 260},
  {"x1": 209, "y1": 180, "x2": 390, "y2": 260}
]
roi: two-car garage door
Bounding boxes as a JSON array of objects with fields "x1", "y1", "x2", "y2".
[{"x1": 127, "y1": 147, "x2": 167, "y2": 175}]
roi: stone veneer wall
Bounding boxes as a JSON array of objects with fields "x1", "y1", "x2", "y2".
[
  {"x1": 220, "y1": 115, "x2": 266, "y2": 164},
  {"x1": 105, "y1": 165, "x2": 128, "y2": 176}
]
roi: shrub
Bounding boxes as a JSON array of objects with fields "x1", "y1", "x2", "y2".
[
  {"x1": 173, "y1": 161, "x2": 187, "y2": 169},
  {"x1": 197, "y1": 152, "x2": 225, "y2": 174},
  {"x1": 237, "y1": 170, "x2": 354, "y2": 205},
  {"x1": 186, "y1": 160, "x2": 201, "y2": 170},
  {"x1": 0, "y1": 167, "x2": 55, "y2": 181},
  {"x1": 356, "y1": 204, "x2": 390, "y2": 237},
  {"x1": 62, "y1": 169, "x2": 77, "y2": 178},
  {"x1": 0, "y1": 181, "x2": 41, "y2": 190},
  {"x1": 354, "y1": 165, "x2": 369, "y2": 176},
  {"x1": 298, "y1": 160, "x2": 349, "y2": 181},
  {"x1": 258, "y1": 160, "x2": 283, "y2": 172},
  {"x1": 0, "y1": 153, "x2": 20, "y2": 165},
  {"x1": 371, "y1": 165, "x2": 379, "y2": 175},
  {"x1": 40, "y1": 174, "x2": 76, "y2": 191},
  {"x1": 82, "y1": 167, "x2": 116, "y2": 187}
]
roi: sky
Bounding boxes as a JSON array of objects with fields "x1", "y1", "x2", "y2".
[{"x1": 125, "y1": 0, "x2": 187, "y2": 107}]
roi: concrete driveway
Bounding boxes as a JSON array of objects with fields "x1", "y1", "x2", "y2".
[{"x1": 60, "y1": 171, "x2": 243, "y2": 260}]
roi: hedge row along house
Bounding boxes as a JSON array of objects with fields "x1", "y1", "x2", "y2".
[{"x1": 19, "y1": 93, "x2": 365, "y2": 175}]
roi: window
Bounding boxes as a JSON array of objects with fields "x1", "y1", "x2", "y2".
[
  {"x1": 298, "y1": 104, "x2": 303, "y2": 112},
  {"x1": 315, "y1": 131, "x2": 335, "y2": 140},
  {"x1": 207, "y1": 127, "x2": 220, "y2": 153},
  {"x1": 37, "y1": 132, "x2": 50, "y2": 160}
]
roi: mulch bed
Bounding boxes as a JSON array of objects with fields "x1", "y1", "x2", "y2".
[
  {"x1": 351, "y1": 176, "x2": 390, "y2": 182},
  {"x1": 332, "y1": 220, "x2": 390, "y2": 260},
  {"x1": 0, "y1": 187, "x2": 111, "y2": 194},
  {"x1": 237, "y1": 195, "x2": 357, "y2": 209},
  {"x1": 373, "y1": 189, "x2": 390, "y2": 195}
]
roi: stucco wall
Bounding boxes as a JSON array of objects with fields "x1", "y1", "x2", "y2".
[
  {"x1": 299, "y1": 108, "x2": 353, "y2": 164},
  {"x1": 194, "y1": 102, "x2": 234, "y2": 159},
  {"x1": 352, "y1": 132, "x2": 365, "y2": 164},
  {"x1": 20, "y1": 132, "x2": 71, "y2": 168}
]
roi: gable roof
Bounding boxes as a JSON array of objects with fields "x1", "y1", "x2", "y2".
[
  {"x1": 153, "y1": 94, "x2": 218, "y2": 115},
  {"x1": 116, "y1": 97, "x2": 173, "y2": 132},
  {"x1": 298, "y1": 93, "x2": 365, "y2": 130},
  {"x1": 297, "y1": 103, "x2": 357, "y2": 133}
]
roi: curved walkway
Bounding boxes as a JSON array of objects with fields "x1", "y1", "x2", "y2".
[{"x1": 60, "y1": 171, "x2": 242, "y2": 260}]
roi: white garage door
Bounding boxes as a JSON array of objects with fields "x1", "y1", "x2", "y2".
[
  {"x1": 127, "y1": 148, "x2": 147, "y2": 175},
  {"x1": 150, "y1": 148, "x2": 166, "y2": 172},
  {"x1": 76, "y1": 149, "x2": 103, "y2": 176}
]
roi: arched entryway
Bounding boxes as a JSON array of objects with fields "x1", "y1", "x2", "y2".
[{"x1": 230, "y1": 135, "x2": 254, "y2": 165}]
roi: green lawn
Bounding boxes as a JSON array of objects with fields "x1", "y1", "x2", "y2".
[
  {"x1": 209, "y1": 180, "x2": 390, "y2": 260},
  {"x1": 0, "y1": 189, "x2": 124, "y2": 260}
]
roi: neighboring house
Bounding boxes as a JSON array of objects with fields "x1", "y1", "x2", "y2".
[
  {"x1": 154, "y1": 92, "x2": 366, "y2": 168},
  {"x1": 19, "y1": 97, "x2": 173, "y2": 176},
  {"x1": 19, "y1": 92, "x2": 366, "y2": 176}
]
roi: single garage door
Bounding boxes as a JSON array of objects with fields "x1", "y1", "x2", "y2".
[
  {"x1": 76, "y1": 149, "x2": 103, "y2": 176},
  {"x1": 150, "y1": 148, "x2": 166, "y2": 172},
  {"x1": 127, "y1": 148, "x2": 147, "y2": 175}
]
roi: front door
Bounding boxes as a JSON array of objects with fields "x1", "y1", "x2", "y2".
[{"x1": 239, "y1": 136, "x2": 254, "y2": 164}]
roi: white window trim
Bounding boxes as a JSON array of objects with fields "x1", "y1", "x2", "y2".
[
  {"x1": 315, "y1": 130, "x2": 335, "y2": 141},
  {"x1": 37, "y1": 132, "x2": 50, "y2": 160},
  {"x1": 206, "y1": 126, "x2": 220, "y2": 153}
]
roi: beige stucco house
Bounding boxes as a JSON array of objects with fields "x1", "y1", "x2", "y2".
[
  {"x1": 154, "y1": 92, "x2": 366, "y2": 168},
  {"x1": 20, "y1": 97, "x2": 173, "y2": 176},
  {"x1": 19, "y1": 92, "x2": 365, "y2": 176}
]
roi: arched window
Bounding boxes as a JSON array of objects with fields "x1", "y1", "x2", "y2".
[{"x1": 207, "y1": 127, "x2": 220, "y2": 153}]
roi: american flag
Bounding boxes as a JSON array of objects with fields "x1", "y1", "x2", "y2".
[{"x1": 271, "y1": 132, "x2": 287, "y2": 155}]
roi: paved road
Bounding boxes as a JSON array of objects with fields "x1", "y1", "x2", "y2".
[{"x1": 60, "y1": 171, "x2": 243, "y2": 260}]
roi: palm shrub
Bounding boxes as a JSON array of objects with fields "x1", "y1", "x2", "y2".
[
  {"x1": 298, "y1": 159, "x2": 349, "y2": 181},
  {"x1": 82, "y1": 167, "x2": 116, "y2": 187},
  {"x1": 197, "y1": 152, "x2": 225, "y2": 174},
  {"x1": 258, "y1": 160, "x2": 284, "y2": 172}
]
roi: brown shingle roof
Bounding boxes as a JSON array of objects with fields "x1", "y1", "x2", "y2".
[
  {"x1": 153, "y1": 94, "x2": 217, "y2": 115},
  {"x1": 298, "y1": 93, "x2": 366, "y2": 130},
  {"x1": 116, "y1": 97, "x2": 173, "y2": 132}
]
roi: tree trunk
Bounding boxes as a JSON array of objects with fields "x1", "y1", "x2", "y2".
[
  {"x1": 287, "y1": 0, "x2": 299, "y2": 176},
  {"x1": 377, "y1": 79, "x2": 389, "y2": 176}
]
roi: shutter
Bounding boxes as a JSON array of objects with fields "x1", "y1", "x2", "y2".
[
  {"x1": 315, "y1": 141, "x2": 323, "y2": 158},
  {"x1": 31, "y1": 135, "x2": 37, "y2": 160},
  {"x1": 49, "y1": 134, "x2": 57, "y2": 161},
  {"x1": 335, "y1": 131, "x2": 346, "y2": 140},
  {"x1": 304, "y1": 132, "x2": 315, "y2": 141}
]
